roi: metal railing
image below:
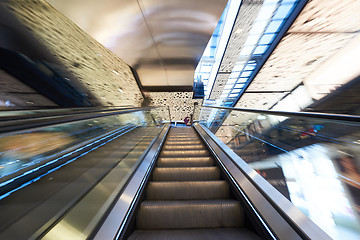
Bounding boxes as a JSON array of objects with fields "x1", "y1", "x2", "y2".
[{"x1": 202, "y1": 105, "x2": 360, "y2": 123}]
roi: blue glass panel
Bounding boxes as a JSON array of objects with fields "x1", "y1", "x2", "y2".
[
  {"x1": 237, "y1": 78, "x2": 248, "y2": 83},
  {"x1": 244, "y1": 64, "x2": 256, "y2": 71},
  {"x1": 273, "y1": 3, "x2": 295, "y2": 19},
  {"x1": 240, "y1": 71, "x2": 252, "y2": 78},
  {"x1": 259, "y1": 33, "x2": 276, "y2": 45},
  {"x1": 253, "y1": 45, "x2": 269, "y2": 55},
  {"x1": 265, "y1": 20, "x2": 283, "y2": 33},
  {"x1": 235, "y1": 83, "x2": 245, "y2": 88}
]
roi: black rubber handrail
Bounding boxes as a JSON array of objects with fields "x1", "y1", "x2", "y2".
[
  {"x1": 202, "y1": 105, "x2": 360, "y2": 123},
  {"x1": 0, "y1": 106, "x2": 134, "y2": 122},
  {"x1": 0, "y1": 106, "x2": 159, "y2": 134}
]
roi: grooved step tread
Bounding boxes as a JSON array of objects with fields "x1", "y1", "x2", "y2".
[
  {"x1": 163, "y1": 145, "x2": 206, "y2": 150},
  {"x1": 166, "y1": 138, "x2": 200, "y2": 142},
  {"x1": 168, "y1": 135, "x2": 195, "y2": 137},
  {"x1": 129, "y1": 127, "x2": 260, "y2": 240},
  {"x1": 160, "y1": 150, "x2": 209, "y2": 157},
  {"x1": 137, "y1": 200, "x2": 243, "y2": 230},
  {"x1": 157, "y1": 157, "x2": 214, "y2": 167},
  {"x1": 165, "y1": 141, "x2": 202, "y2": 145},
  {"x1": 129, "y1": 228, "x2": 261, "y2": 240},
  {"x1": 147, "y1": 181, "x2": 230, "y2": 200},
  {"x1": 152, "y1": 167, "x2": 220, "y2": 181}
]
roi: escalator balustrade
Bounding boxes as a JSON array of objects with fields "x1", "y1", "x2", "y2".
[{"x1": 128, "y1": 127, "x2": 261, "y2": 240}]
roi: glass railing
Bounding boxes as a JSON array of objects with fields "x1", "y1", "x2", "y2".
[
  {"x1": 0, "y1": 106, "x2": 170, "y2": 239},
  {"x1": 0, "y1": 106, "x2": 169, "y2": 194},
  {"x1": 0, "y1": 106, "x2": 129, "y2": 118},
  {"x1": 198, "y1": 105, "x2": 360, "y2": 240}
]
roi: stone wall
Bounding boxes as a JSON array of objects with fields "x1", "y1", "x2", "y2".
[
  {"x1": 143, "y1": 92, "x2": 203, "y2": 121},
  {"x1": 1, "y1": 0, "x2": 143, "y2": 107}
]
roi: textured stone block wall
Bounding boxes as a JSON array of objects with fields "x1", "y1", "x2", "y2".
[
  {"x1": 1, "y1": 0, "x2": 143, "y2": 107},
  {"x1": 143, "y1": 92, "x2": 203, "y2": 121}
]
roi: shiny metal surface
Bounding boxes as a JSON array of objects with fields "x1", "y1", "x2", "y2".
[
  {"x1": 93, "y1": 124, "x2": 170, "y2": 240},
  {"x1": 165, "y1": 140, "x2": 202, "y2": 145},
  {"x1": 129, "y1": 126, "x2": 262, "y2": 239},
  {"x1": 160, "y1": 149, "x2": 209, "y2": 157},
  {"x1": 0, "y1": 126, "x2": 156, "y2": 239},
  {"x1": 42, "y1": 127, "x2": 162, "y2": 240},
  {"x1": 128, "y1": 228, "x2": 261, "y2": 240},
  {"x1": 47, "y1": 0, "x2": 227, "y2": 87},
  {"x1": 152, "y1": 166, "x2": 219, "y2": 181},
  {"x1": 157, "y1": 156, "x2": 214, "y2": 167},
  {"x1": 137, "y1": 199, "x2": 243, "y2": 229},
  {"x1": 153, "y1": 167, "x2": 220, "y2": 181},
  {"x1": 163, "y1": 144, "x2": 205, "y2": 150},
  {"x1": 146, "y1": 181, "x2": 230, "y2": 200},
  {"x1": 194, "y1": 123, "x2": 332, "y2": 240},
  {"x1": 203, "y1": 105, "x2": 360, "y2": 123}
]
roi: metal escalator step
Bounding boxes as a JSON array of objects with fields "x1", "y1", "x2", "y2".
[
  {"x1": 137, "y1": 200, "x2": 244, "y2": 230},
  {"x1": 146, "y1": 181, "x2": 230, "y2": 200},
  {"x1": 128, "y1": 228, "x2": 261, "y2": 240},
  {"x1": 169, "y1": 128, "x2": 194, "y2": 131},
  {"x1": 165, "y1": 140, "x2": 200, "y2": 144},
  {"x1": 165, "y1": 140, "x2": 202, "y2": 145},
  {"x1": 157, "y1": 157, "x2": 214, "y2": 167},
  {"x1": 163, "y1": 144, "x2": 206, "y2": 150},
  {"x1": 169, "y1": 130, "x2": 196, "y2": 134},
  {"x1": 152, "y1": 167, "x2": 220, "y2": 181},
  {"x1": 160, "y1": 150, "x2": 209, "y2": 157},
  {"x1": 166, "y1": 137, "x2": 199, "y2": 140},
  {"x1": 167, "y1": 133, "x2": 197, "y2": 136}
]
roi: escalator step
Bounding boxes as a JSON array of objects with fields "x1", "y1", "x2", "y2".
[
  {"x1": 152, "y1": 167, "x2": 220, "y2": 181},
  {"x1": 168, "y1": 131, "x2": 197, "y2": 134},
  {"x1": 165, "y1": 140, "x2": 202, "y2": 145},
  {"x1": 128, "y1": 228, "x2": 261, "y2": 240},
  {"x1": 167, "y1": 133, "x2": 198, "y2": 137},
  {"x1": 137, "y1": 200, "x2": 244, "y2": 230},
  {"x1": 166, "y1": 137, "x2": 199, "y2": 142},
  {"x1": 157, "y1": 157, "x2": 214, "y2": 167},
  {"x1": 163, "y1": 144, "x2": 206, "y2": 150},
  {"x1": 160, "y1": 150, "x2": 209, "y2": 157},
  {"x1": 146, "y1": 181, "x2": 230, "y2": 200}
]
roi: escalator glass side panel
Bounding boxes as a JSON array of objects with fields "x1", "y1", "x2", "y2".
[
  {"x1": 0, "y1": 107, "x2": 170, "y2": 239},
  {"x1": 42, "y1": 126, "x2": 164, "y2": 240},
  {"x1": 0, "y1": 107, "x2": 169, "y2": 192},
  {"x1": 93, "y1": 124, "x2": 170, "y2": 240},
  {"x1": 198, "y1": 106, "x2": 360, "y2": 239},
  {"x1": 0, "y1": 106, "x2": 128, "y2": 120}
]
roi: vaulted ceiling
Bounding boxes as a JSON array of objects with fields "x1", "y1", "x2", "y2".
[
  {"x1": 47, "y1": 0, "x2": 227, "y2": 89},
  {"x1": 13, "y1": 0, "x2": 359, "y2": 120}
]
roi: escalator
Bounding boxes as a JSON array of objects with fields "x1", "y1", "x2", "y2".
[
  {"x1": 0, "y1": 106, "x2": 333, "y2": 239},
  {"x1": 128, "y1": 127, "x2": 261, "y2": 239}
]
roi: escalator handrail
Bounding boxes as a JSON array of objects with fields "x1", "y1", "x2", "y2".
[
  {"x1": 92, "y1": 124, "x2": 170, "y2": 240},
  {"x1": 0, "y1": 106, "x2": 163, "y2": 134},
  {"x1": 202, "y1": 105, "x2": 360, "y2": 123},
  {"x1": 0, "y1": 106, "x2": 133, "y2": 122},
  {"x1": 194, "y1": 123, "x2": 332, "y2": 240}
]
